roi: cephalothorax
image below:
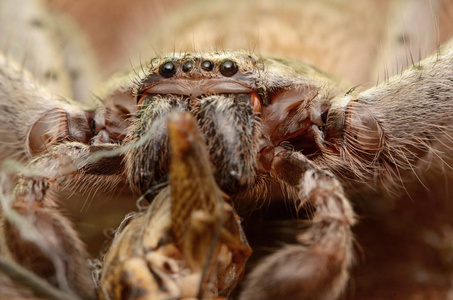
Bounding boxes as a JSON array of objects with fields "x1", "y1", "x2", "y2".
[
  {"x1": 127, "y1": 52, "x2": 343, "y2": 197},
  {"x1": 1, "y1": 4, "x2": 453, "y2": 300}
]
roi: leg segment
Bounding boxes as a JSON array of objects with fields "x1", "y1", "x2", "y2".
[
  {"x1": 241, "y1": 148, "x2": 355, "y2": 300},
  {"x1": 0, "y1": 142, "x2": 122, "y2": 298}
]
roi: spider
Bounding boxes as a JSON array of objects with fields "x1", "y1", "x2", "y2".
[{"x1": 1, "y1": 0, "x2": 453, "y2": 299}]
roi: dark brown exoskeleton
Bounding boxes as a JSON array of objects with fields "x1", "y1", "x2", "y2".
[{"x1": 1, "y1": 32, "x2": 453, "y2": 300}]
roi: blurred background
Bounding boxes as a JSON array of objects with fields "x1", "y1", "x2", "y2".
[{"x1": 45, "y1": 0, "x2": 453, "y2": 84}]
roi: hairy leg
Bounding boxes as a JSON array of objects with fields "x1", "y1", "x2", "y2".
[{"x1": 241, "y1": 148, "x2": 355, "y2": 300}]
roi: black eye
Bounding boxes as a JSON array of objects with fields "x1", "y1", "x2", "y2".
[
  {"x1": 159, "y1": 61, "x2": 176, "y2": 78},
  {"x1": 182, "y1": 61, "x2": 193, "y2": 73},
  {"x1": 201, "y1": 60, "x2": 214, "y2": 71},
  {"x1": 220, "y1": 59, "x2": 238, "y2": 77}
]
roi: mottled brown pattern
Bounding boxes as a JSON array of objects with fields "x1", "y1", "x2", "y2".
[{"x1": 1, "y1": 1, "x2": 453, "y2": 299}]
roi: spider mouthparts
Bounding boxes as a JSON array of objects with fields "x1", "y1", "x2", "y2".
[
  {"x1": 257, "y1": 146, "x2": 275, "y2": 173},
  {"x1": 251, "y1": 92, "x2": 262, "y2": 114},
  {"x1": 193, "y1": 93, "x2": 258, "y2": 193}
]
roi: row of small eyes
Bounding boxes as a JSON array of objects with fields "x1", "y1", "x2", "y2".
[{"x1": 159, "y1": 59, "x2": 239, "y2": 78}]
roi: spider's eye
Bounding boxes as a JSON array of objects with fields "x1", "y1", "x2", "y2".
[
  {"x1": 220, "y1": 60, "x2": 238, "y2": 77},
  {"x1": 159, "y1": 61, "x2": 176, "y2": 78},
  {"x1": 182, "y1": 60, "x2": 193, "y2": 73},
  {"x1": 201, "y1": 60, "x2": 214, "y2": 71}
]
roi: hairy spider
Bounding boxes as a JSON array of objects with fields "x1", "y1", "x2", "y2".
[{"x1": 1, "y1": 0, "x2": 453, "y2": 299}]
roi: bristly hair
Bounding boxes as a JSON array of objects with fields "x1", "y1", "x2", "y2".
[{"x1": 314, "y1": 43, "x2": 453, "y2": 200}]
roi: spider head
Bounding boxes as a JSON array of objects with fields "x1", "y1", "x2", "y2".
[
  {"x1": 100, "y1": 51, "x2": 347, "y2": 202},
  {"x1": 125, "y1": 52, "x2": 266, "y2": 200}
]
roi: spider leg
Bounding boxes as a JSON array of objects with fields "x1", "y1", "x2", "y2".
[
  {"x1": 0, "y1": 141, "x2": 124, "y2": 299},
  {"x1": 241, "y1": 148, "x2": 355, "y2": 300},
  {"x1": 1, "y1": 172, "x2": 94, "y2": 298}
]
